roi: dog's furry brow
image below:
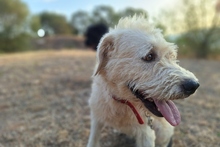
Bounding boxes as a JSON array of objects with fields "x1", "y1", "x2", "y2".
[{"x1": 113, "y1": 15, "x2": 163, "y2": 37}]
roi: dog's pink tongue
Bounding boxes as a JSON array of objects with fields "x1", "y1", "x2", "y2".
[{"x1": 154, "y1": 100, "x2": 181, "y2": 126}]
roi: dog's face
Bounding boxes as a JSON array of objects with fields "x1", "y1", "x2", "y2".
[{"x1": 94, "y1": 19, "x2": 199, "y2": 126}]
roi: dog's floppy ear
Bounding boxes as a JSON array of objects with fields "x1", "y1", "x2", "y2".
[{"x1": 94, "y1": 35, "x2": 114, "y2": 76}]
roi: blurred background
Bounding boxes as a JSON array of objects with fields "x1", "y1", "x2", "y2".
[
  {"x1": 0, "y1": 0, "x2": 219, "y2": 147},
  {"x1": 0, "y1": 0, "x2": 220, "y2": 57}
]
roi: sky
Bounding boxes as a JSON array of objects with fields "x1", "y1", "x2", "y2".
[{"x1": 21, "y1": 0, "x2": 177, "y2": 19}]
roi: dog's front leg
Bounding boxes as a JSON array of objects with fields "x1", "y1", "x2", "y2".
[
  {"x1": 87, "y1": 118, "x2": 103, "y2": 147},
  {"x1": 154, "y1": 118, "x2": 174, "y2": 147},
  {"x1": 135, "y1": 126, "x2": 156, "y2": 147}
]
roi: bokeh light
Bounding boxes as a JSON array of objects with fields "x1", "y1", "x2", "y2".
[{"x1": 37, "y1": 29, "x2": 45, "y2": 37}]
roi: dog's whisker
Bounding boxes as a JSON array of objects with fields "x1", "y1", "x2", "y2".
[{"x1": 148, "y1": 98, "x2": 153, "y2": 102}]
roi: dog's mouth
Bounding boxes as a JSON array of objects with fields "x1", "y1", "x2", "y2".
[{"x1": 129, "y1": 85, "x2": 181, "y2": 126}]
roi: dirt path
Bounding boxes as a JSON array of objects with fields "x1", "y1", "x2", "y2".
[{"x1": 0, "y1": 50, "x2": 219, "y2": 147}]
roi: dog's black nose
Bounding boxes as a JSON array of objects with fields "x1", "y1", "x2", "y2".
[{"x1": 182, "y1": 79, "x2": 199, "y2": 95}]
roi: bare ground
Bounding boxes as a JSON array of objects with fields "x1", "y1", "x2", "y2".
[{"x1": 0, "y1": 50, "x2": 219, "y2": 147}]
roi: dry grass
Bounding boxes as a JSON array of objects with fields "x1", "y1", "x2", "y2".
[{"x1": 0, "y1": 50, "x2": 219, "y2": 147}]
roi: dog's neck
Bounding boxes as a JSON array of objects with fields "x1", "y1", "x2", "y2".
[{"x1": 112, "y1": 96, "x2": 144, "y2": 125}]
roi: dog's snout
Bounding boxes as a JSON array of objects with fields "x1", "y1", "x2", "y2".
[{"x1": 182, "y1": 79, "x2": 199, "y2": 95}]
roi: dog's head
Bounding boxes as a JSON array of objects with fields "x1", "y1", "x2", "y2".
[{"x1": 94, "y1": 16, "x2": 199, "y2": 126}]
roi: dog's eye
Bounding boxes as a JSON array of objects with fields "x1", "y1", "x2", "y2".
[{"x1": 142, "y1": 53, "x2": 155, "y2": 62}]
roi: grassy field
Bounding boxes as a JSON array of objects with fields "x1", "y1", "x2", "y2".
[{"x1": 0, "y1": 50, "x2": 219, "y2": 147}]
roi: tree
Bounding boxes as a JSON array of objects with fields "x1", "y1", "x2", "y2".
[
  {"x1": 119, "y1": 7, "x2": 148, "y2": 18},
  {"x1": 71, "y1": 11, "x2": 92, "y2": 35},
  {"x1": 91, "y1": 6, "x2": 148, "y2": 27},
  {"x1": 156, "y1": 0, "x2": 220, "y2": 58},
  {"x1": 91, "y1": 5, "x2": 119, "y2": 26},
  {"x1": 38, "y1": 12, "x2": 72, "y2": 36},
  {"x1": 0, "y1": 0, "x2": 30, "y2": 52},
  {"x1": 30, "y1": 15, "x2": 41, "y2": 36},
  {"x1": 71, "y1": 5, "x2": 148, "y2": 35}
]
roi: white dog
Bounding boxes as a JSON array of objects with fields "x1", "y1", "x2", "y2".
[{"x1": 87, "y1": 15, "x2": 199, "y2": 147}]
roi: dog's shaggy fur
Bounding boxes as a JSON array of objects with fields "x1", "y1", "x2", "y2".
[{"x1": 87, "y1": 16, "x2": 199, "y2": 147}]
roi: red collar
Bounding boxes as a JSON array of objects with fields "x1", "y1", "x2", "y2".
[{"x1": 112, "y1": 96, "x2": 144, "y2": 125}]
